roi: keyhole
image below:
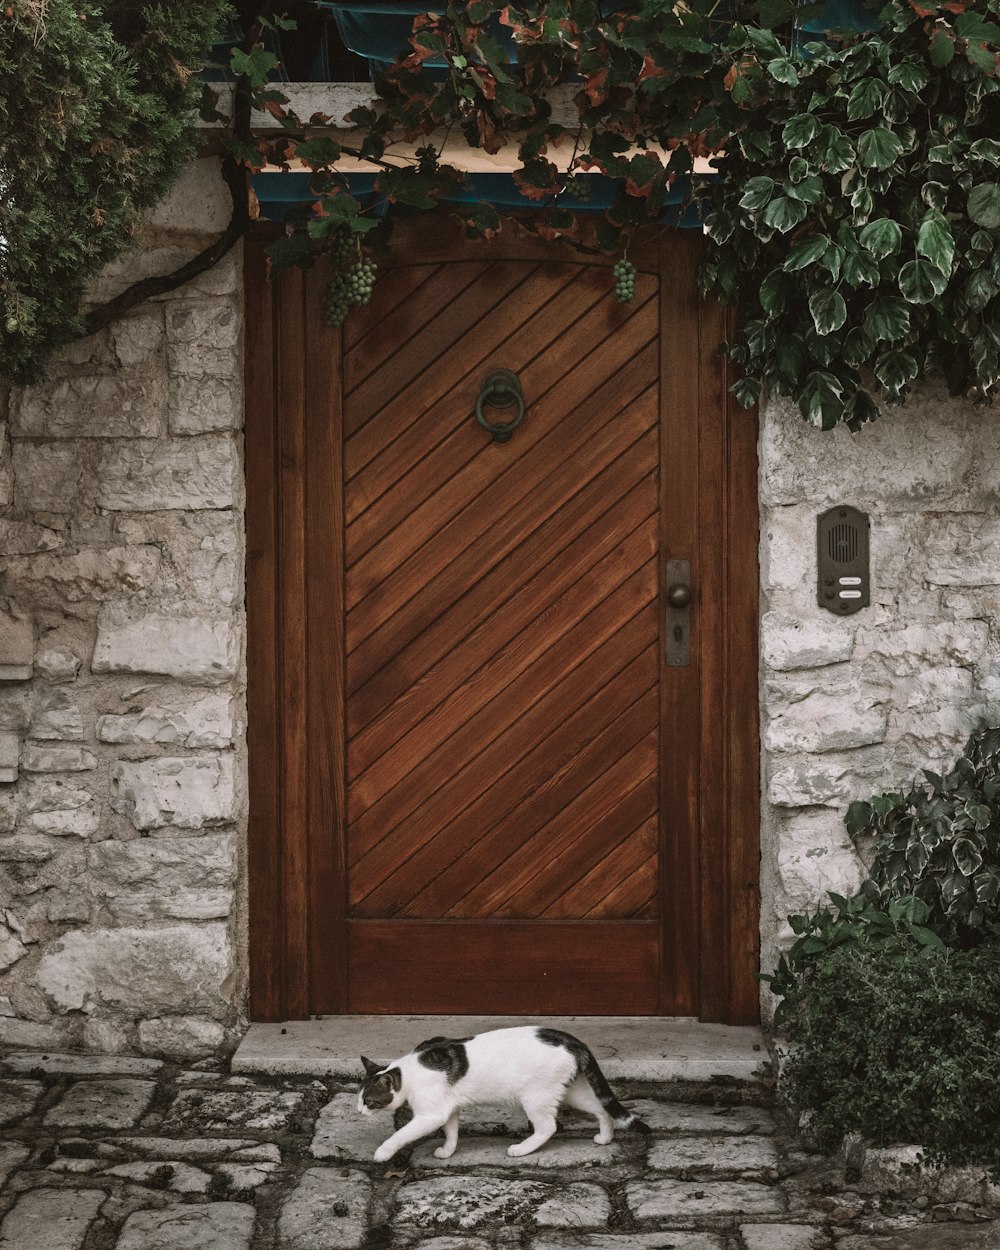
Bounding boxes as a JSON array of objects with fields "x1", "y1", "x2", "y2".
[{"x1": 673, "y1": 624, "x2": 684, "y2": 642}]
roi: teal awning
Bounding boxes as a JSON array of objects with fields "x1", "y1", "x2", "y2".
[{"x1": 252, "y1": 171, "x2": 707, "y2": 228}]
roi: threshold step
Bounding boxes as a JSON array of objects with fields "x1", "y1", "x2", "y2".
[{"x1": 232, "y1": 1015, "x2": 769, "y2": 1083}]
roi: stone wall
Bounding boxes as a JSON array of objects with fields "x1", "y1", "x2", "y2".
[
  {"x1": 0, "y1": 160, "x2": 247, "y2": 1058},
  {"x1": 758, "y1": 393, "x2": 1000, "y2": 987}
]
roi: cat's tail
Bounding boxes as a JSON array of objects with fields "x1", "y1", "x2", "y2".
[{"x1": 578, "y1": 1047, "x2": 650, "y2": 1134}]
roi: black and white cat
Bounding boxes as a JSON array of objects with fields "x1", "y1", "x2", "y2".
[{"x1": 357, "y1": 1025, "x2": 649, "y2": 1162}]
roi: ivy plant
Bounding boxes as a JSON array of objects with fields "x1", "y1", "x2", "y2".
[{"x1": 231, "y1": 0, "x2": 1000, "y2": 428}]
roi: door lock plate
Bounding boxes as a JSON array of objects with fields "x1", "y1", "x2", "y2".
[{"x1": 665, "y1": 558, "x2": 691, "y2": 667}]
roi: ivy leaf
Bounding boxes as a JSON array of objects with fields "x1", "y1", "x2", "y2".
[
  {"x1": 968, "y1": 184, "x2": 1000, "y2": 229},
  {"x1": 929, "y1": 30, "x2": 955, "y2": 66},
  {"x1": 767, "y1": 57, "x2": 800, "y2": 85},
  {"x1": 799, "y1": 370, "x2": 845, "y2": 428},
  {"x1": 783, "y1": 235, "x2": 830, "y2": 271},
  {"x1": 809, "y1": 288, "x2": 848, "y2": 335},
  {"x1": 887, "y1": 62, "x2": 929, "y2": 92},
  {"x1": 731, "y1": 375, "x2": 762, "y2": 407},
  {"x1": 863, "y1": 296, "x2": 910, "y2": 342},
  {"x1": 759, "y1": 269, "x2": 790, "y2": 312},
  {"x1": 847, "y1": 78, "x2": 886, "y2": 121},
  {"x1": 763, "y1": 196, "x2": 808, "y2": 232},
  {"x1": 859, "y1": 218, "x2": 903, "y2": 258},
  {"x1": 786, "y1": 174, "x2": 824, "y2": 203},
  {"x1": 843, "y1": 250, "x2": 880, "y2": 286},
  {"x1": 875, "y1": 348, "x2": 919, "y2": 392},
  {"x1": 858, "y1": 127, "x2": 904, "y2": 170},
  {"x1": 899, "y1": 258, "x2": 948, "y2": 303},
  {"x1": 953, "y1": 838, "x2": 984, "y2": 878},
  {"x1": 917, "y1": 209, "x2": 956, "y2": 275},
  {"x1": 230, "y1": 46, "x2": 279, "y2": 88},
  {"x1": 968, "y1": 139, "x2": 1000, "y2": 167},
  {"x1": 294, "y1": 137, "x2": 342, "y2": 169},
  {"x1": 965, "y1": 270, "x2": 998, "y2": 311},
  {"x1": 267, "y1": 232, "x2": 312, "y2": 275},
  {"x1": 739, "y1": 176, "x2": 775, "y2": 210},
  {"x1": 783, "y1": 114, "x2": 822, "y2": 149}
]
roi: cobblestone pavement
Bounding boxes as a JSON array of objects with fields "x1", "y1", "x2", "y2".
[{"x1": 0, "y1": 1049, "x2": 998, "y2": 1250}]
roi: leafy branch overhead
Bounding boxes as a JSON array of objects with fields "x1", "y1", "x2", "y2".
[{"x1": 229, "y1": 0, "x2": 1000, "y2": 430}]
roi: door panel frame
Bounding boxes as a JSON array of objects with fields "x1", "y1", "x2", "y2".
[{"x1": 245, "y1": 223, "x2": 760, "y2": 1024}]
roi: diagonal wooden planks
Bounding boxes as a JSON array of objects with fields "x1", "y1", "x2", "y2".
[{"x1": 344, "y1": 253, "x2": 662, "y2": 925}]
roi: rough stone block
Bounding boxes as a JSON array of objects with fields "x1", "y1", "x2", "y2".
[
  {"x1": 11, "y1": 365, "x2": 167, "y2": 439},
  {"x1": 3, "y1": 1051, "x2": 161, "y2": 1076},
  {"x1": 29, "y1": 806, "x2": 99, "y2": 838},
  {"x1": 759, "y1": 505, "x2": 816, "y2": 596},
  {"x1": 93, "y1": 603, "x2": 239, "y2": 684},
  {"x1": 766, "y1": 749, "x2": 890, "y2": 809},
  {"x1": 82, "y1": 1017, "x2": 131, "y2": 1054},
  {"x1": 648, "y1": 1135, "x2": 779, "y2": 1176},
  {"x1": 43, "y1": 1078, "x2": 156, "y2": 1129},
  {"x1": 22, "y1": 744, "x2": 96, "y2": 773},
  {"x1": 164, "y1": 1088, "x2": 304, "y2": 1133},
  {"x1": 95, "y1": 434, "x2": 239, "y2": 511},
  {"x1": 138, "y1": 1016, "x2": 226, "y2": 1058},
  {"x1": 740, "y1": 1226, "x2": 828, "y2": 1250},
  {"x1": 534, "y1": 1183, "x2": 611, "y2": 1229},
  {"x1": 116, "y1": 1203, "x2": 255, "y2": 1250},
  {"x1": 0, "y1": 607, "x2": 33, "y2": 681},
  {"x1": 776, "y1": 808, "x2": 864, "y2": 905},
  {"x1": 98, "y1": 693, "x2": 233, "y2": 748},
  {"x1": 0, "y1": 834, "x2": 55, "y2": 862},
  {"x1": 11, "y1": 440, "x2": 95, "y2": 513},
  {"x1": 925, "y1": 515, "x2": 1000, "y2": 587},
  {"x1": 765, "y1": 690, "x2": 887, "y2": 754},
  {"x1": 169, "y1": 373, "x2": 241, "y2": 435},
  {"x1": 0, "y1": 1186, "x2": 105, "y2": 1250},
  {"x1": 148, "y1": 159, "x2": 236, "y2": 233},
  {"x1": 394, "y1": 1176, "x2": 546, "y2": 1232},
  {"x1": 36, "y1": 923, "x2": 232, "y2": 1016},
  {"x1": 311, "y1": 1091, "x2": 387, "y2": 1161},
  {"x1": 30, "y1": 689, "x2": 84, "y2": 741},
  {"x1": 0, "y1": 731, "x2": 17, "y2": 784},
  {"x1": 0, "y1": 545, "x2": 162, "y2": 608},
  {"x1": 113, "y1": 511, "x2": 241, "y2": 606},
  {"x1": 35, "y1": 647, "x2": 81, "y2": 683},
  {"x1": 166, "y1": 301, "x2": 240, "y2": 351},
  {"x1": 103, "y1": 1160, "x2": 212, "y2": 1192},
  {"x1": 854, "y1": 621, "x2": 990, "y2": 674},
  {"x1": 90, "y1": 241, "x2": 240, "y2": 306},
  {"x1": 0, "y1": 1079, "x2": 44, "y2": 1127},
  {"x1": 627, "y1": 1101, "x2": 777, "y2": 1135},
  {"x1": 0, "y1": 924, "x2": 26, "y2": 972},
  {"x1": 89, "y1": 833, "x2": 236, "y2": 921},
  {"x1": 110, "y1": 757, "x2": 238, "y2": 830},
  {"x1": 533, "y1": 1237, "x2": 726, "y2": 1250},
  {"x1": 626, "y1": 1178, "x2": 786, "y2": 1220},
  {"x1": 278, "y1": 1168, "x2": 371, "y2": 1249},
  {"x1": 761, "y1": 612, "x2": 855, "y2": 672},
  {"x1": 410, "y1": 1138, "x2": 624, "y2": 1170}
]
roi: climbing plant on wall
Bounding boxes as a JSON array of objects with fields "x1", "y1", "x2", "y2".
[
  {"x1": 235, "y1": 0, "x2": 1000, "y2": 428},
  {"x1": 5, "y1": 0, "x2": 1000, "y2": 430},
  {"x1": 0, "y1": 0, "x2": 230, "y2": 383}
]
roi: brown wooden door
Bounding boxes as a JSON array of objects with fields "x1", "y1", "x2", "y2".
[{"x1": 246, "y1": 222, "x2": 760, "y2": 1022}]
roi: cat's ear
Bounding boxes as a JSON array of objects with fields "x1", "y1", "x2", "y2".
[{"x1": 361, "y1": 1055, "x2": 384, "y2": 1077}]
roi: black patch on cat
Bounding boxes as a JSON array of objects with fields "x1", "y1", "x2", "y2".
[
  {"x1": 359, "y1": 1061, "x2": 402, "y2": 1110},
  {"x1": 536, "y1": 1027, "x2": 649, "y2": 1132},
  {"x1": 415, "y1": 1036, "x2": 470, "y2": 1085}
]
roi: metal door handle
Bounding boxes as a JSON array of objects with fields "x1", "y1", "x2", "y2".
[{"x1": 667, "y1": 583, "x2": 692, "y2": 609}]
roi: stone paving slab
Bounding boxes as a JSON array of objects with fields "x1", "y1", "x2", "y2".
[
  {"x1": 408, "y1": 1136, "x2": 626, "y2": 1170},
  {"x1": 627, "y1": 1177, "x2": 787, "y2": 1221},
  {"x1": 1, "y1": 1051, "x2": 162, "y2": 1076},
  {"x1": 0, "y1": 1047, "x2": 997, "y2": 1250},
  {"x1": 115, "y1": 1202, "x2": 256, "y2": 1250},
  {"x1": 43, "y1": 1078, "x2": 156, "y2": 1129},
  {"x1": 630, "y1": 1099, "x2": 779, "y2": 1135},
  {"x1": 0, "y1": 1081, "x2": 44, "y2": 1128},
  {"x1": 0, "y1": 1186, "x2": 107, "y2": 1250},
  {"x1": 648, "y1": 1133, "x2": 780, "y2": 1175}
]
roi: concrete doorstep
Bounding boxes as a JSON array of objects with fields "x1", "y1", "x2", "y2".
[{"x1": 232, "y1": 1016, "x2": 770, "y2": 1082}]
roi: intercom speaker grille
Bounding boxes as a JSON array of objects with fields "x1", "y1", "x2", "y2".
[{"x1": 829, "y1": 522, "x2": 859, "y2": 564}]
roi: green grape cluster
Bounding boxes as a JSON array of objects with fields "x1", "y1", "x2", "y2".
[
  {"x1": 329, "y1": 223, "x2": 354, "y2": 266},
  {"x1": 563, "y1": 176, "x2": 591, "y2": 203},
  {"x1": 613, "y1": 258, "x2": 636, "y2": 304},
  {"x1": 323, "y1": 260, "x2": 378, "y2": 328}
]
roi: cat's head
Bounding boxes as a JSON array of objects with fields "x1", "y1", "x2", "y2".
[{"x1": 357, "y1": 1055, "x2": 403, "y2": 1115}]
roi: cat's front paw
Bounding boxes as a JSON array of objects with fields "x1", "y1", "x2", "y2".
[
  {"x1": 507, "y1": 1142, "x2": 534, "y2": 1157},
  {"x1": 373, "y1": 1144, "x2": 396, "y2": 1164},
  {"x1": 594, "y1": 1131, "x2": 613, "y2": 1145},
  {"x1": 433, "y1": 1144, "x2": 456, "y2": 1159}
]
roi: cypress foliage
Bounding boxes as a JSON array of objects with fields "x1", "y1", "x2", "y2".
[{"x1": 0, "y1": 0, "x2": 230, "y2": 382}]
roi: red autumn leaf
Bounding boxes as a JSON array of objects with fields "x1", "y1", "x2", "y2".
[
  {"x1": 638, "y1": 53, "x2": 667, "y2": 81},
  {"x1": 724, "y1": 63, "x2": 739, "y2": 90},
  {"x1": 582, "y1": 67, "x2": 608, "y2": 106},
  {"x1": 473, "y1": 65, "x2": 497, "y2": 99}
]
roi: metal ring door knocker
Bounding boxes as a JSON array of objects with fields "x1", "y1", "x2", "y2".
[{"x1": 475, "y1": 368, "x2": 525, "y2": 443}]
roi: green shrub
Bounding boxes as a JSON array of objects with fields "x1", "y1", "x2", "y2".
[
  {"x1": 780, "y1": 937, "x2": 1000, "y2": 1171},
  {"x1": 847, "y1": 726, "x2": 1000, "y2": 944}
]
